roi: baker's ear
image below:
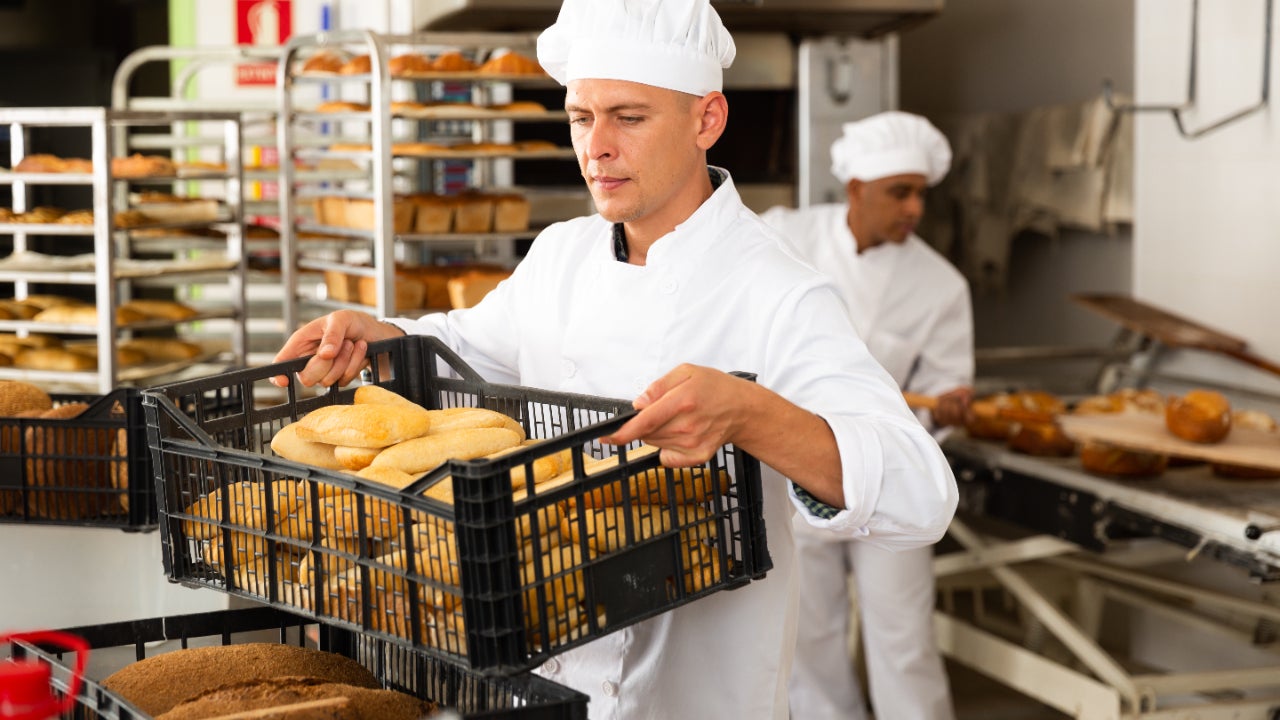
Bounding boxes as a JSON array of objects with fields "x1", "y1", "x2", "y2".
[{"x1": 694, "y1": 91, "x2": 728, "y2": 150}]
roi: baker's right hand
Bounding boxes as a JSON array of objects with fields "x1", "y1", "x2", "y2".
[{"x1": 270, "y1": 310, "x2": 403, "y2": 388}]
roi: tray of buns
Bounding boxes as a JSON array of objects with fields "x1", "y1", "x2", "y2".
[
  {"x1": 142, "y1": 334, "x2": 770, "y2": 675},
  {"x1": 7, "y1": 606, "x2": 588, "y2": 719}
]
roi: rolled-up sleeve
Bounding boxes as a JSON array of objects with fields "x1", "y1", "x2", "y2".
[{"x1": 766, "y1": 278, "x2": 958, "y2": 550}]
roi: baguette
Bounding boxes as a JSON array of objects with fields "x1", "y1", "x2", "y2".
[
  {"x1": 120, "y1": 299, "x2": 200, "y2": 321},
  {"x1": 369, "y1": 427, "x2": 522, "y2": 475},
  {"x1": 13, "y1": 347, "x2": 97, "y2": 371},
  {"x1": 293, "y1": 403, "x2": 432, "y2": 448}
]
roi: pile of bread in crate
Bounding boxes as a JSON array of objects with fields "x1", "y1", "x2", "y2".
[{"x1": 175, "y1": 381, "x2": 733, "y2": 664}]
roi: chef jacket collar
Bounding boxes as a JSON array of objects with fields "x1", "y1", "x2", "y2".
[{"x1": 612, "y1": 167, "x2": 730, "y2": 264}]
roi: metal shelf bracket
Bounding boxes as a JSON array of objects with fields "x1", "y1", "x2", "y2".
[{"x1": 1103, "y1": 0, "x2": 1273, "y2": 140}]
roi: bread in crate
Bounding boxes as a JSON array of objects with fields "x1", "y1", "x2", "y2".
[{"x1": 144, "y1": 337, "x2": 766, "y2": 672}]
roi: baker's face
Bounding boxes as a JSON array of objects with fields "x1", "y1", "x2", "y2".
[
  {"x1": 565, "y1": 79, "x2": 707, "y2": 224},
  {"x1": 846, "y1": 173, "x2": 929, "y2": 250}
]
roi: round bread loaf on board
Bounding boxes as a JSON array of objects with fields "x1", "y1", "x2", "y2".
[
  {"x1": 1165, "y1": 389, "x2": 1232, "y2": 444},
  {"x1": 100, "y1": 644, "x2": 383, "y2": 716}
]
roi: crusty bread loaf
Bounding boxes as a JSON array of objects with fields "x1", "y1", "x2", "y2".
[
  {"x1": 65, "y1": 343, "x2": 149, "y2": 367},
  {"x1": 156, "y1": 675, "x2": 433, "y2": 720},
  {"x1": 425, "y1": 407, "x2": 524, "y2": 439},
  {"x1": 100, "y1": 644, "x2": 383, "y2": 716},
  {"x1": 270, "y1": 422, "x2": 345, "y2": 470},
  {"x1": 293, "y1": 403, "x2": 433, "y2": 449},
  {"x1": 491, "y1": 193, "x2": 531, "y2": 232},
  {"x1": 477, "y1": 51, "x2": 543, "y2": 75},
  {"x1": 1166, "y1": 390, "x2": 1232, "y2": 444},
  {"x1": 112, "y1": 153, "x2": 177, "y2": 178},
  {"x1": 369, "y1": 427, "x2": 522, "y2": 475},
  {"x1": 0, "y1": 379, "x2": 53, "y2": 416}
]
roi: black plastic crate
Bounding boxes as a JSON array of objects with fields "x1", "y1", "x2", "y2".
[
  {"x1": 0, "y1": 389, "x2": 155, "y2": 529},
  {"x1": 143, "y1": 335, "x2": 770, "y2": 675},
  {"x1": 5, "y1": 606, "x2": 588, "y2": 719}
]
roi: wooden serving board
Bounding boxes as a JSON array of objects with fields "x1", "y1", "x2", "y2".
[{"x1": 1058, "y1": 412, "x2": 1280, "y2": 471}]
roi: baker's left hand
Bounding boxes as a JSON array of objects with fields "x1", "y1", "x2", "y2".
[{"x1": 600, "y1": 364, "x2": 749, "y2": 467}]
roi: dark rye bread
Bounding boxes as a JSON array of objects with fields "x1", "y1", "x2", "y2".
[
  {"x1": 101, "y1": 644, "x2": 382, "y2": 716},
  {"x1": 156, "y1": 676, "x2": 434, "y2": 720}
]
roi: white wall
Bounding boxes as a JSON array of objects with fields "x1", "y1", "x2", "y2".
[{"x1": 1134, "y1": 0, "x2": 1280, "y2": 359}]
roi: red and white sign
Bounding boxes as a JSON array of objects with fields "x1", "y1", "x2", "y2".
[{"x1": 235, "y1": 0, "x2": 293, "y2": 86}]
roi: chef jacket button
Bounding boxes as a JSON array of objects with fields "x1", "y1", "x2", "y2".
[
  {"x1": 601, "y1": 680, "x2": 618, "y2": 697},
  {"x1": 660, "y1": 278, "x2": 677, "y2": 294},
  {"x1": 542, "y1": 658, "x2": 560, "y2": 674},
  {"x1": 563, "y1": 360, "x2": 577, "y2": 377}
]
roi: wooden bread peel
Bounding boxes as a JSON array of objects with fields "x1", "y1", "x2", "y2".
[{"x1": 1058, "y1": 412, "x2": 1280, "y2": 472}]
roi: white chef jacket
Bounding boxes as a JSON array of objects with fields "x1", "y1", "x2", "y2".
[
  {"x1": 760, "y1": 203, "x2": 974, "y2": 424},
  {"x1": 388, "y1": 170, "x2": 958, "y2": 720}
]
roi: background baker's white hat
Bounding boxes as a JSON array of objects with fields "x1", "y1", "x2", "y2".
[
  {"x1": 830, "y1": 111, "x2": 952, "y2": 186},
  {"x1": 537, "y1": 0, "x2": 736, "y2": 97}
]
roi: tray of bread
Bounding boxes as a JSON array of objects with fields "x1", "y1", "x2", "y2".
[
  {"x1": 141, "y1": 334, "x2": 769, "y2": 676},
  {"x1": 7, "y1": 606, "x2": 587, "y2": 719},
  {"x1": 959, "y1": 387, "x2": 1280, "y2": 480}
]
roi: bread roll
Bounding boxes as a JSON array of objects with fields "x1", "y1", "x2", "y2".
[
  {"x1": 560, "y1": 503, "x2": 715, "y2": 555},
  {"x1": 0, "y1": 300, "x2": 42, "y2": 319},
  {"x1": 293, "y1": 403, "x2": 432, "y2": 448},
  {"x1": 425, "y1": 407, "x2": 525, "y2": 439},
  {"x1": 478, "y1": 51, "x2": 543, "y2": 75},
  {"x1": 388, "y1": 52, "x2": 432, "y2": 75},
  {"x1": 339, "y1": 54, "x2": 371, "y2": 74},
  {"x1": 14, "y1": 154, "x2": 66, "y2": 173},
  {"x1": 1006, "y1": 421, "x2": 1076, "y2": 457},
  {"x1": 430, "y1": 50, "x2": 477, "y2": 72},
  {"x1": 65, "y1": 343, "x2": 149, "y2": 367},
  {"x1": 270, "y1": 422, "x2": 345, "y2": 471},
  {"x1": 156, "y1": 676, "x2": 433, "y2": 720},
  {"x1": 1078, "y1": 441, "x2": 1168, "y2": 478},
  {"x1": 16, "y1": 295, "x2": 82, "y2": 310},
  {"x1": 1166, "y1": 390, "x2": 1233, "y2": 443},
  {"x1": 300, "y1": 49, "x2": 346, "y2": 74},
  {"x1": 334, "y1": 444, "x2": 380, "y2": 471},
  {"x1": 100, "y1": 644, "x2": 382, "y2": 716},
  {"x1": 32, "y1": 304, "x2": 150, "y2": 325},
  {"x1": 574, "y1": 451, "x2": 730, "y2": 508},
  {"x1": 120, "y1": 337, "x2": 205, "y2": 362},
  {"x1": 352, "y1": 385, "x2": 420, "y2": 411},
  {"x1": 315, "y1": 488, "x2": 404, "y2": 540},
  {"x1": 121, "y1": 299, "x2": 200, "y2": 321},
  {"x1": 112, "y1": 154, "x2": 177, "y2": 178},
  {"x1": 370, "y1": 427, "x2": 522, "y2": 475},
  {"x1": 181, "y1": 480, "x2": 312, "y2": 542}
]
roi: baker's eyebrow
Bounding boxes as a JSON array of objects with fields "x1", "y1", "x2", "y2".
[{"x1": 565, "y1": 102, "x2": 654, "y2": 114}]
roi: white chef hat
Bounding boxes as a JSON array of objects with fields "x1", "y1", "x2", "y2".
[
  {"x1": 830, "y1": 111, "x2": 952, "y2": 186},
  {"x1": 537, "y1": 0, "x2": 736, "y2": 97}
]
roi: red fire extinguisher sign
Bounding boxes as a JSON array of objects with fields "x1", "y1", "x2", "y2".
[{"x1": 235, "y1": 0, "x2": 293, "y2": 85}]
